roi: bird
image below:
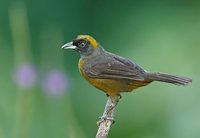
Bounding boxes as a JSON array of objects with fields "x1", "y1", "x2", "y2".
[{"x1": 62, "y1": 35, "x2": 192, "y2": 97}]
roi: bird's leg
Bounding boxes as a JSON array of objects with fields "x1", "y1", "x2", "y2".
[
  {"x1": 97, "y1": 106, "x2": 116, "y2": 126},
  {"x1": 97, "y1": 104, "x2": 117, "y2": 125},
  {"x1": 105, "y1": 94, "x2": 121, "y2": 114},
  {"x1": 118, "y1": 94, "x2": 122, "y2": 99},
  {"x1": 97, "y1": 95, "x2": 121, "y2": 126},
  {"x1": 106, "y1": 94, "x2": 122, "y2": 99}
]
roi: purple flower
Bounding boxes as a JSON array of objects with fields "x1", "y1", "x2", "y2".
[
  {"x1": 13, "y1": 63, "x2": 37, "y2": 88},
  {"x1": 42, "y1": 70, "x2": 69, "y2": 95}
]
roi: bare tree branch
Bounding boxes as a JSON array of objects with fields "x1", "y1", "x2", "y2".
[{"x1": 96, "y1": 96, "x2": 120, "y2": 138}]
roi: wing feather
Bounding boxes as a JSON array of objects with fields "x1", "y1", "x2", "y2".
[{"x1": 84, "y1": 55, "x2": 146, "y2": 81}]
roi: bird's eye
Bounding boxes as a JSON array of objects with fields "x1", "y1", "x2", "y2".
[{"x1": 79, "y1": 41, "x2": 86, "y2": 47}]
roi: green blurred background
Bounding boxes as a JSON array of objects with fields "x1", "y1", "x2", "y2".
[{"x1": 0, "y1": 0, "x2": 199, "y2": 138}]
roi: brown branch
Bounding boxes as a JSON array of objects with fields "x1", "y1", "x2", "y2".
[{"x1": 96, "y1": 96, "x2": 120, "y2": 138}]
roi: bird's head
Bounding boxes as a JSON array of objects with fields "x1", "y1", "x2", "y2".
[{"x1": 62, "y1": 35, "x2": 100, "y2": 56}]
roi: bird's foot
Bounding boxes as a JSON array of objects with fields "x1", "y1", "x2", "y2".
[{"x1": 97, "y1": 115, "x2": 115, "y2": 126}]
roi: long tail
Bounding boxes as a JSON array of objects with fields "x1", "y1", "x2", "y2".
[{"x1": 145, "y1": 72, "x2": 192, "y2": 85}]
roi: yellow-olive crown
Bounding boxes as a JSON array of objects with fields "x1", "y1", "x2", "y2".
[{"x1": 76, "y1": 35, "x2": 99, "y2": 49}]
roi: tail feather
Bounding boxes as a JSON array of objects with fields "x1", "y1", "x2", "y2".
[{"x1": 145, "y1": 72, "x2": 192, "y2": 86}]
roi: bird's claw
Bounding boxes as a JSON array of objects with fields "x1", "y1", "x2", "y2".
[{"x1": 97, "y1": 115, "x2": 115, "y2": 126}]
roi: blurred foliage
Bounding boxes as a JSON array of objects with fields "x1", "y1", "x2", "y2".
[{"x1": 0, "y1": 0, "x2": 200, "y2": 138}]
